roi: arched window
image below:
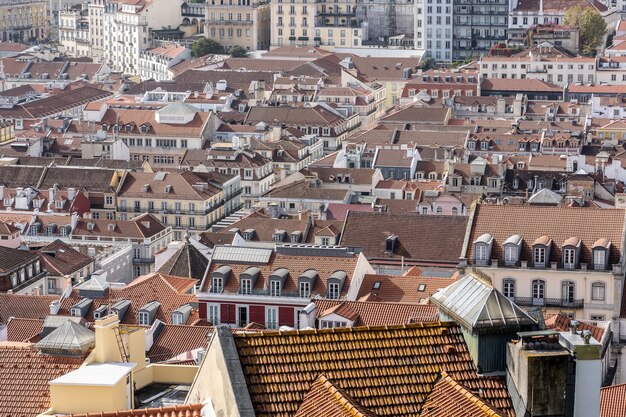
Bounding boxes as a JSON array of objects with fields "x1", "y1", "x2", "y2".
[
  {"x1": 532, "y1": 279, "x2": 545, "y2": 305},
  {"x1": 561, "y1": 281, "x2": 575, "y2": 304},
  {"x1": 503, "y1": 279, "x2": 515, "y2": 299},
  {"x1": 591, "y1": 282, "x2": 606, "y2": 301},
  {"x1": 452, "y1": 207, "x2": 459, "y2": 215},
  {"x1": 436, "y1": 206, "x2": 443, "y2": 214}
]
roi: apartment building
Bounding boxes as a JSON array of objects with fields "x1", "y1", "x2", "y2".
[
  {"x1": 81, "y1": 101, "x2": 220, "y2": 168},
  {"x1": 270, "y1": 0, "x2": 364, "y2": 48},
  {"x1": 0, "y1": 0, "x2": 47, "y2": 43},
  {"x1": 102, "y1": 0, "x2": 182, "y2": 75},
  {"x1": 87, "y1": 0, "x2": 105, "y2": 62},
  {"x1": 59, "y1": 5, "x2": 90, "y2": 58},
  {"x1": 138, "y1": 44, "x2": 191, "y2": 81},
  {"x1": 453, "y1": 0, "x2": 509, "y2": 60},
  {"x1": 117, "y1": 170, "x2": 242, "y2": 240},
  {"x1": 415, "y1": 0, "x2": 454, "y2": 61},
  {"x1": 479, "y1": 43, "x2": 596, "y2": 86},
  {"x1": 205, "y1": 0, "x2": 271, "y2": 50}
]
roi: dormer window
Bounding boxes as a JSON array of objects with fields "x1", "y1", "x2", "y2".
[
  {"x1": 328, "y1": 282, "x2": 340, "y2": 299},
  {"x1": 562, "y1": 237, "x2": 581, "y2": 270},
  {"x1": 172, "y1": 312, "x2": 183, "y2": 325},
  {"x1": 480, "y1": 141, "x2": 488, "y2": 150},
  {"x1": 243, "y1": 229, "x2": 255, "y2": 240},
  {"x1": 138, "y1": 311, "x2": 150, "y2": 325},
  {"x1": 299, "y1": 281, "x2": 311, "y2": 298},
  {"x1": 270, "y1": 280, "x2": 281, "y2": 296},
  {"x1": 290, "y1": 231, "x2": 302, "y2": 243},
  {"x1": 592, "y1": 238, "x2": 610, "y2": 270},
  {"x1": 532, "y1": 236, "x2": 551, "y2": 268},
  {"x1": 241, "y1": 278, "x2": 252, "y2": 295},
  {"x1": 274, "y1": 230, "x2": 285, "y2": 243},
  {"x1": 125, "y1": 124, "x2": 133, "y2": 133},
  {"x1": 327, "y1": 270, "x2": 346, "y2": 299},
  {"x1": 137, "y1": 301, "x2": 160, "y2": 326},
  {"x1": 385, "y1": 234, "x2": 398, "y2": 253},
  {"x1": 473, "y1": 233, "x2": 493, "y2": 266},
  {"x1": 503, "y1": 235, "x2": 522, "y2": 266},
  {"x1": 212, "y1": 276, "x2": 224, "y2": 293}
]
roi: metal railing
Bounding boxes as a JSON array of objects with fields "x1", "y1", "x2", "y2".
[{"x1": 513, "y1": 297, "x2": 584, "y2": 309}]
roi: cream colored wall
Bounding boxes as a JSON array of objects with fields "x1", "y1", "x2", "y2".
[
  {"x1": 479, "y1": 267, "x2": 618, "y2": 320},
  {"x1": 50, "y1": 382, "x2": 127, "y2": 415}
]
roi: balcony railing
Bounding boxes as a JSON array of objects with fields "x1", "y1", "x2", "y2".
[
  {"x1": 513, "y1": 297, "x2": 584, "y2": 309},
  {"x1": 133, "y1": 257, "x2": 155, "y2": 264}
]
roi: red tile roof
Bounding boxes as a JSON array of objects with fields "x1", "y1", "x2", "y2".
[
  {"x1": 0, "y1": 343, "x2": 84, "y2": 417},
  {"x1": 0, "y1": 293, "x2": 57, "y2": 323},
  {"x1": 421, "y1": 371, "x2": 505, "y2": 417},
  {"x1": 357, "y1": 273, "x2": 457, "y2": 304},
  {"x1": 59, "y1": 273, "x2": 198, "y2": 325},
  {"x1": 314, "y1": 299, "x2": 439, "y2": 326},
  {"x1": 61, "y1": 404, "x2": 203, "y2": 417},
  {"x1": 6, "y1": 318, "x2": 44, "y2": 342},
  {"x1": 147, "y1": 324, "x2": 212, "y2": 363},
  {"x1": 601, "y1": 383, "x2": 626, "y2": 417},
  {"x1": 544, "y1": 313, "x2": 606, "y2": 342},
  {"x1": 232, "y1": 322, "x2": 513, "y2": 416},
  {"x1": 295, "y1": 375, "x2": 376, "y2": 417}
]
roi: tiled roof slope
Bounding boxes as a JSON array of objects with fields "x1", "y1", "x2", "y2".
[
  {"x1": 148, "y1": 324, "x2": 212, "y2": 363},
  {"x1": 340, "y1": 212, "x2": 468, "y2": 264},
  {"x1": 157, "y1": 241, "x2": 208, "y2": 281},
  {"x1": 60, "y1": 404, "x2": 203, "y2": 417},
  {"x1": 0, "y1": 343, "x2": 84, "y2": 417},
  {"x1": 59, "y1": 273, "x2": 198, "y2": 325},
  {"x1": 466, "y1": 205, "x2": 626, "y2": 265},
  {"x1": 600, "y1": 383, "x2": 626, "y2": 417},
  {"x1": 295, "y1": 375, "x2": 377, "y2": 417},
  {"x1": 314, "y1": 300, "x2": 439, "y2": 326},
  {"x1": 421, "y1": 371, "x2": 505, "y2": 417},
  {"x1": 0, "y1": 293, "x2": 57, "y2": 323},
  {"x1": 544, "y1": 313, "x2": 605, "y2": 343},
  {"x1": 232, "y1": 322, "x2": 513, "y2": 416},
  {"x1": 6, "y1": 318, "x2": 44, "y2": 342},
  {"x1": 358, "y1": 274, "x2": 457, "y2": 304}
]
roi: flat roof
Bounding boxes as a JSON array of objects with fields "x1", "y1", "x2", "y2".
[{"x1": 49, "y1": 362, "x2": 136, "y2": 386}]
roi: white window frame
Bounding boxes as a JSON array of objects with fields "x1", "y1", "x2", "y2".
[
  {"x1": 593, "y1": 250, "x2": 606, "y2": 270},
  {"x1": 265, "y1": 306, "x2": 278, "y2": 329},
  {"x1": 299, "y1": 281, "x2": 311, "y2": 298},
  {"x1": 212, "y1": 277, "x2": 223, "y2": 293},
  {"x1": 207, "y1": 303, "x2": 220, "y2": 325},
  {"x1": 270, "y1": 280, "x2": 281, "y2": 297},
  {"x1": 534, "y1": 247, "x2": 545, "y2": 266},
  {"x1": 138, "y1": 311, "x2": 150, "y2": 326},
  {"x1": 475, "y1": 244, "x2": 487, "y2": 261},
  {"x1": 172, "y1": 312, "x2": 183, "y2": 325},
  {"x1": 591, "y1": 282, "x2": 606, "y2": 301},
  {"x1": 328, "y1": 282, "x2": 340, "y2": 299},
  {"x1": 504, "y1": 246, "x2": 516, "y2": 264},
  {"x1": 503, "y1": 279, "x2": 515, "y2": 299},
  {"x1": 563, "y1": 248, "x2": 576, "y2": 269},
  {"x1": 241, "y1": 278, "x2": 252, "y2": 295}
]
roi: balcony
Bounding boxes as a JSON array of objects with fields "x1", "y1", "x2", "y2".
[
  {"x1": 11, "y1": 271, "x2": 48, "y2": 293},
  {"x1": 513, "y1": 297, "x2": 584, "y2": 309},
  {"x1": 133, "y1": 257, "x2": 155, "y2": 264}
]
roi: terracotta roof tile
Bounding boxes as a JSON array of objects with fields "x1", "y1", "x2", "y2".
[
  {"x1": 59, "y1": 273, "x2": 198, "y2": 325},
  {"x1": 466, "y1": 204, "x2": 626, "y2": 266},
  {"x1": 147, "y1": 324, "x2": 212, "y2": 363},
  {"x1": 544, "y1": 313, "x2": 606, "y2": 342},
  {"x1": 0, "y1": 293, "x2": 57, "y2": 324},
  {"x1": 0, "y1": 343, "x2": 84, "y2": 417},
  {"x1": 340, "y1": 212, "x2": 468, "y2": 265},
  {"x1": 232, "y1": 322, "x2": 513, "y2": 416},
  {"x1": 358, "y1": 273, "x2": 457, "y2": 304},
  {"x1": 61, "y1": 404, "x2": 203, "y2": 417},
  {"x1": 295, "y1": 375, "x2": 377, "y2": 417},
  {"x1": 421, "y1": 371, "x2": 506, "y2": 417},
  {"x1": 6, "y1": 318, "x2": 44, "y2": 342},
  {"x1": 600, "y1": 382, "x2": 626, "y2": 417},
  {"x1": 315, "y1": 300, "x2": 439, "y2": 325}
]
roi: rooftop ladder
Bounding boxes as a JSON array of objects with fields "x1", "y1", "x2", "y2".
[{"x1": 113, "y1": 325, "x2": 129, "y2": 362}]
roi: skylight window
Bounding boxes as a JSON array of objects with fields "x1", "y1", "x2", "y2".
[
  {"x1": 373, "y1": 281, "x2": 381, "y2": 290},
  {"x1": 417, "y1": 284, "x2": 426, "y2": 292}
]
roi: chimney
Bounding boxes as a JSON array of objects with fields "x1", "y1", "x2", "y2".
[
  {"x1": 48, "y1": 187, "x2": 56, "y2": 202},
  {"x1": 49, "y1": 300, "x2": 60, "y2": 315},
  {"x1": 67, "y1": 187, "x2": 76, "y2": 201},
  {"x1": 71, "y1": 211, "x2": 79, "y2": 231},
  {"x1": 0, "y1": 185, "x2": 4, "y2": 199}
]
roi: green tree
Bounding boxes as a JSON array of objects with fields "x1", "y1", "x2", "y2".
[
  {"x1": 230, "y1": 46, "x2": 249, "y2": 58},
  {"x1": 191, "y1": 37, "x2": 223, "y2": 57},
  {"x1": 564, "y1": 5, "x2": 607, "y2": 56},
  {"x1": 419, "y1": 57, "x2": 436, "y2": 71}
]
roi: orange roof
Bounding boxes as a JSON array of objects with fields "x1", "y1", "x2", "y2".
[
  {"x1": 147, "y1": 324, "x2": 212, "y2": 363},
  {"x1": 0, "y1": 343, "x2": 84, "y2": 417},
  {"x1": 601, "y1": 383, "x2": 626, "y2": 417},
  {"x1": 358, "y1": 273, "x2": 457, "y2": 304},
  {"x1": 232, "y1": 322, "x2": 513, "y2": 416},
  {"x1": 421, "y1": 371, "x2": 506, "y2": 417},
  {"x1": 61, "y1": 404, "x2": 203, "y2": 417},
  {"x1": 295, "y1": 375, "x2": 376, "y2": 417},
  {"x1": 544, "y1": 313, "x2": 605, "y2": 342},
  {"x1": 315, "y1": 300, "x2": 439, "y2": 326},
  {"x1": 6, "y1": 318, "x2": 44, "y2": 342},
  {"x1": 0, "y1": 293, "x2": 58, "y2": 323}
]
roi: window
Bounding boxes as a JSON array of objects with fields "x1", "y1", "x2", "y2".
[
  {"x1": 593, "y1": 250, "x2": 606, "y2": 270},
  {"x1": 591, "y1": 282, "x2": 606, "y2": 301},
  {"x1": 328, "y1": 282, "x2": 340, "y2": 299},
  {"x1": 590, "y1": 314, "x2": 605, "y2": 321},
  {"x1": 299, "y1": 281, "x2": 311, "y2": 298},
  {"x1": 237, "y1": 305, "x2": 248, "y2": 327},
  {"x1": 504, "y1": 246, "x2": 517, "y2": 264},
  {"x1": 207, "y1": 304, "x2": 220, "y2": 325},
  {"x1": 138, "y1": 311, "x2": 149, "y2": 325},
  {"x1": 503, "y1": 279, "x2": 515, "y2": 299},
  {"x1": 533, "y1": 247, "x2": 545, "y2": 266},
  {"x1": 561, "y1": 281, "x2": 575, "y2": 304},
  {"x1": 47, "y1": 278, "x2": 57, "y2": 291},
  {"x1": 266, "y1": 307, "x2": 278, "y2": 329},
  {"x1": 270, "y1": 280, "x2": 281, "y2": 296},
  {"x1": 212, "y1": 277, "x2": 223, "y2": 293},
  {"x1": 475, "y1": 245, "x2": 487, "y2": 262},
  {"x1": 172, "y1": 313, "x2": 183, "y2": 325},
  {"x1": 563, "y1": 248, "x2": 576, "y2": 269},
  {"x1": 241, "y1": 279, "x2": 251, "y2": 295},
  {"x1": 321, "y1": 237, "x2": 330, "y2": 246},
  {"x1": 532, "y1": 280, "x2": 545, "y2": 305}
]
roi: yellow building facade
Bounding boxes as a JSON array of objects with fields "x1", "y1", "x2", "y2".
[
  {"x1": 205, "y1": 0, "x2": 271, "y2": 50},
  {"x1": 0, "y1": 0, "x2": 47, "y2": 43}
]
